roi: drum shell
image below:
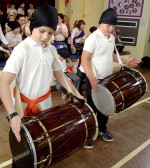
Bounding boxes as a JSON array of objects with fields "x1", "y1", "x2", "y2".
[
  {"x1": 92, "y1": 67, "x2": 147, "y2": 116},
  {"x1": 9, "y1": 102, "x2": 98, "y2": 168}
]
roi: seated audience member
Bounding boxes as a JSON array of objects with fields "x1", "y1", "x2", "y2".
[
  {"x1": 0, "y1": 24, "x2": 11, "y2": 60},
  {"x1": 69, "y1": 20, "x2": 86, "y2": 55},
  {"x1": 89, "y1": 26, "x2": 97, "y2": 33},
  {"x1": 54, "y1": 13, "x2": 68, "y2": 44},
  {"x1": 4, "y1": 14, "x2": 15, "y2": 33},
  {"x1": 6, "y1": 3, "x2": 17, "y2": 18},
  {"x1": 5, "y1": 21, "x2": 22, "y2": 49},
  {"x1": 16, "y1": 14, "x2": 26, "y2": 38},
  {"x1": 24, "y1": 16, "x2": 31, "y2": 37},
  {"x1": 64, "y1": 15, "x2": 71, "y2": 34},
  {"x1": 53, "y1": 42, "x2": 81, "y2": 99},
  {"x1": 113, "y1": 27, "x2": 121, "y2": 43},
  {"x1": 17, "y1": 3, "x2": 25, "y2": 15},
  {"x1": 27, "y1": 3, "x2": 35, "y2": 20}
]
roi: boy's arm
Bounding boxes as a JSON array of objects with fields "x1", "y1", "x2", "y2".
[
  {"x1": 82, "y1": 50, "x2": 99, "y2": 92},
  {"x1": 0, "y1": 72, "x2": 21, "y2": 142}
]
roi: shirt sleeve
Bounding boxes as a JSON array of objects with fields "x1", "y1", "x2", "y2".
[
  {"x1": 83, "y1": 34, "x2": 96, "y2": 54},
  {"x1": 0, "y1": 25, "x2": 9, "y2": 45},
  {"x1": 3, "y1": 44, "x2": 25, "y2": 74}
]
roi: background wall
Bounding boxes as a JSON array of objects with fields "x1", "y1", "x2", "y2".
[{"x1": 55, "y1": 0, "x2": 150, "y2": 58}]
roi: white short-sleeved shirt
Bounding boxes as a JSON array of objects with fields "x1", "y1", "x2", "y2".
[
  {"x1": 83, "y1": 29, "x2": 115, "y2": 79},
  {"x1": 3, "y1": 37, "x2": 60, "y2": 112},
  {"x1": 5, "y1": 31, "x2": 22, "y2": 47},
  {"x1": 17, "y1": 7, "x2": 25, "y2": 15},
  {"x1": 7, "y1": 8, "x2": 17, "y2": 16},
  {"x1": 54, "y1": 23, "x2": 68, "y2": 42}
]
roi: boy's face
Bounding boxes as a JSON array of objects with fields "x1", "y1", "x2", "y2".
[
  {"x1": 31, "y1": 26, "x2": 54, "y2": 48},
  {"x1": 18, "y1": 16, "x2": 25, "y2": 26},
  {"x1": 100, "y1": 23, "x2": 116, "y2": 37}
]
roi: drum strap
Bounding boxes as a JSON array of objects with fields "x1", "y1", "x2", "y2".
[
  {"x1": 50, "y1": 45, "x2": 74, "y2": 94},
  {"x1": 114, "y1": 43, "x2": 124, "y2": 67}
]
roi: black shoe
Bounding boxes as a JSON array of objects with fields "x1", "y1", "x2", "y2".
[
  {"x1": 99, "y1": 130, "x2": 114, "y2": 142},
  {"x1": 84, "y1": 142, "x2": 93, "y2": 149}
]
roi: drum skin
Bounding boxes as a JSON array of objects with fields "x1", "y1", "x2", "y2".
[
  {"x1": 9, "y1": 101, "x2": 98, "y2": 168},
  {"x1": 92, "y1": 67, "x2": 147, "y2": 116}
]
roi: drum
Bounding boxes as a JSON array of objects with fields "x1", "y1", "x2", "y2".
[
  {"x1": 9, "y1": 101, "x2": 98, "y2": 168},
  {"x1": 92, "y1": 67, "x2": 147, "y2": 116}
]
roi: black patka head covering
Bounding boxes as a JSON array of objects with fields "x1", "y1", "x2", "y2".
[
  {"x1": 99, "y1": 8, "x2": 117, "y2": 25},
  {"x1": 8, "y1": 21, "x2": 20, "y2": 30},
  {"x1": 30, "y1": 4, "x2": 58, "y2": 32}
]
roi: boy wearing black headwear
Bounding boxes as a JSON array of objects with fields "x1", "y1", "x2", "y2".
[
  {"x1": 82, "y1": 8, "x2": 141, "y2": 148},
  {"x1": 0, "y1": 5, "x2": 83, "y2": 166}
]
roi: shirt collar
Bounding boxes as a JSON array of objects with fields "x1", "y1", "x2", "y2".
[{"x1": 96, "y1": 29, "x2": 114, "y2": 42}]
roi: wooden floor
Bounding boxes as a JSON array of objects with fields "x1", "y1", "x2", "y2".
[{"x1": 0, "y1": 66, "x2": 150, "y2": 168}]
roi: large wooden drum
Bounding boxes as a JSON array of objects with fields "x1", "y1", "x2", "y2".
[
  {"x1": 9, "y1": 101, "x2": 98, "y2": 168},
  {"x1": 92, "y1": 67, "x2": 147, "y2": 116}
]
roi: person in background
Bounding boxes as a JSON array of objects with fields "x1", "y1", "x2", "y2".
[
  {"x1": 112, "y1": 27, "x2": 121, "y2": 43},
  {"x1": 54, "y1": 13, "x2": 68, "y2": 44},
  {"x1": 55, "y1": 53, "x2": 81, "y2": 99},
  {"x1": 27, "y1": 3, "x2": 35, "y2": 20},
  {"x1": 89, "y1": 26, "x2": 97, "y2": 34},
  {"x1": 5, "y1": 21, "x2": 22, "y2": 49},
  {"x1": 69, "y1": 20, "x2": 86, "y2": 55},
  {"x1": 16, "y1": 14, "x2": 26, "y2": 38},
  {"x1": 82, "y1": 8, "x2": 141, "y2": 148},
  {"x1": 0, "y1": 4, "x2": 83, "y2": 168},
  {"x1": 6, "y1": 3, "x2": 17, "y2": 18},
  {"x1": 4, "y1": 14, "x2": 15, "y2": 33},
  {"x1": 17, "y1": 2, "x2": 25, "y2": 15}
]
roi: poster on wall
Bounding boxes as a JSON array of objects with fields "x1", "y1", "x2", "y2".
[{"x1": 108, "y1": 0, "x2": 144, "y2": 17}]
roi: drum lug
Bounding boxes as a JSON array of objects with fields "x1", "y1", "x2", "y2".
[{"x1": 34, "y1": 155, "x2": 50, "y2": 165}]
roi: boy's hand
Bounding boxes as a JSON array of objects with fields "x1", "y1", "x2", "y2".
[{"x1": 10, "y1": 116, "x2": 21, "y2": 142}]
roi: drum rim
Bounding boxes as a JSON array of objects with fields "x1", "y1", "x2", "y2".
[
  {"x1": 84, "y1": 102, "x2": 98, "y2": 140},
  {"x1": 92, "y1": 85, "x2": 116, "y2": 116},
  {"x1": 22, "y1": 124, "x2": 37, "y2": 168},
  {"x1": 129, "y1": 67, "x2": 148, "y2": 93}
]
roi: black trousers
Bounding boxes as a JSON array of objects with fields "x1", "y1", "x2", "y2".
[{"x1": 85, "y1": 77, "x2": 108, "y2": 132}]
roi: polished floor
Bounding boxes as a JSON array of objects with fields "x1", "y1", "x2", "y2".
[{"x1": 0, "y1": 66, "x2": 150, "y2": 168}]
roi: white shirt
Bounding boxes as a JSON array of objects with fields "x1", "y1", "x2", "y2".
[
  {"x1": 7, "y1": 8, "x2": 17, "y2": 17},
  {"x1": 5, "y1": 31, "x2": 22, "y2": 47},
  {"x1": 83, "y1": 29, "x2": 115, "y2": 79},
  {"x1": 17, "y1": 7, "x2": 25, "y2": 15},
  {"x1": 69, "y1": 27, "x2": 86, "y2": 44},
  {"x1": 3, "y1": 37, "x2": 60, "y2": 113},
  {"x1": 54, "y1": 23, "x2": 68, "y2": 41},
  {"x1": 0, "y1": 25, "x2": 9, "y2": 45},
  {"x1": 27, "y1": 8, "x2": 35, "y2": 18}
]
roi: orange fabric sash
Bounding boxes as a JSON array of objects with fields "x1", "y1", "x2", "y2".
[{"x1": 13, "y1": 87, "x2": 51, "y2": 116}]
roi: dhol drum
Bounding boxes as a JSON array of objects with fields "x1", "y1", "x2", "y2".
[
  {"x1": 9, "y1": 101, "x2": 98, "y2": 168},
  {"x1": 92, "y1": 67, "x2": 147, "y2": 116}
]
